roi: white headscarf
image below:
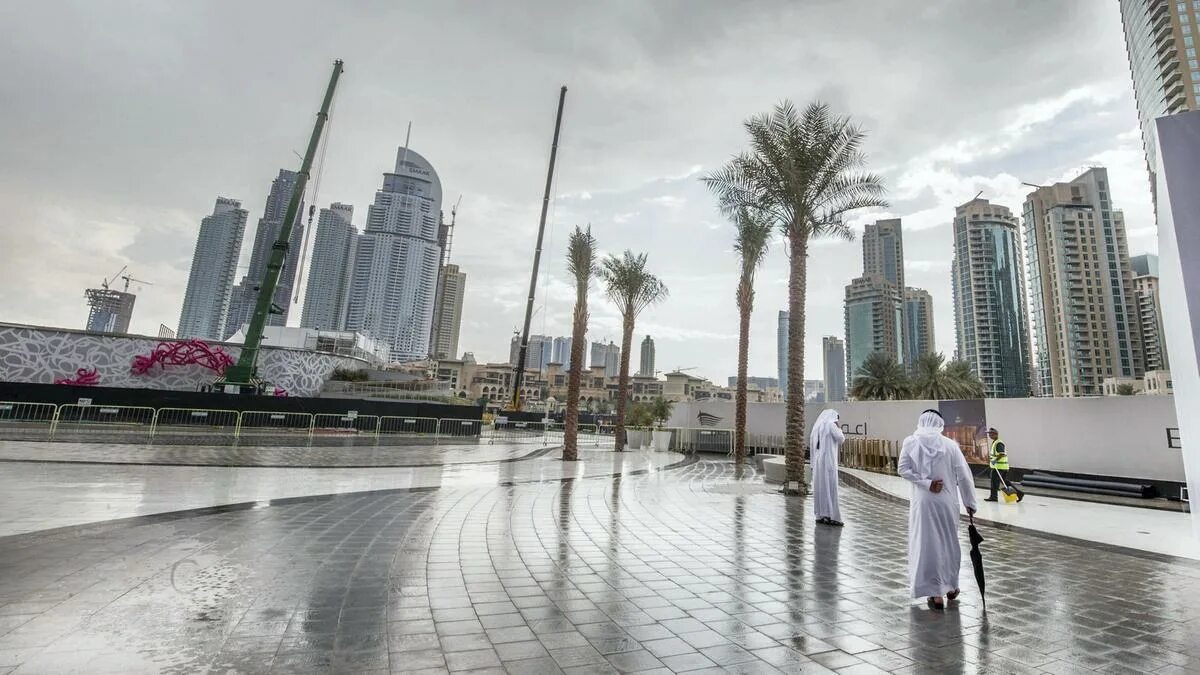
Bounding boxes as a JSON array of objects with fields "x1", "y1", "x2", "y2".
[
  {"x1": 810, "y1": 409, "x2": 840, "y2": 450},
  {"x1": 908, "y1": 410, "x2": 946, "y2": 480}
]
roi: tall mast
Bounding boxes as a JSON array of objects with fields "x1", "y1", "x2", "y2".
[
  {"x1": 510, "y1": 85, "x2": 567, "y2": 411},
  {"x1": 223, "y1": 59, "x2": 345, "y2": 390}
]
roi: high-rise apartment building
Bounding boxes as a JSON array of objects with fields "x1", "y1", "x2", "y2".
[
  {"x1": 429, "y1": 264, "x2": 466, "y2": 360},
  {"x1": 224, "y1": 169, "x2": 304, "y2": 339},
  {"x1": 951, "y1": 198, "x2": 1032, "y2": 398},
  {"x1": 823, "y1": 336, "x2": 847, "y2": 402},
  {"x1": 590, "y1": 341, "x2": 620, "y2": 378},
  {"x1": 726, "y1": 376, "x2": 779, "y2": 390},
  {"x1": 777, "y1": 311, "x2": 789, "y2": 395},
  {"x1": 1119, "y1": 0, "x2": 1199, "y2": 198},
  {"x1": 300, "y1": 203, "x2": 356, "y2": 331},
  {"x1": 343, "y1": 148, "x2": 444, "y2": 363},
  {"x1": 863, "y1": 218, "x2": 907, "y2": 360},
  {"x1": 903, "y1": 288, "x2": 935, "y2": 364},
  {"x1": 844, "y1": 276, "x2": 903, "y2": 380},
  {"x1": 178, "y1": 197, "x2": 248, "y2": 340},
  {"x1": 639, "y1": 335, "x2": 656, "y2": 377},
  {"x1": 511, "y1": 334, "x2": 553, "y2": 371},
  {"x1": 551, "y1": 337, "x2": 573, "y2": 370},
  {"x1": 1131, "y1": 253, "x2": 1169, "y2": 372},
  {"x1": 1024, "y1": 168, "x2": 1143, "y2": 397}
]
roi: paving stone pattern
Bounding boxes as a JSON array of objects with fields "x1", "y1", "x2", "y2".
[{"x1": 0, "y1": 459, "x2": 1198, "y2": 674}]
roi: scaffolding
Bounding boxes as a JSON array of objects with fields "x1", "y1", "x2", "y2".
[{"x1": 84, "y1": 288, "x2": 136, "y2": 334}]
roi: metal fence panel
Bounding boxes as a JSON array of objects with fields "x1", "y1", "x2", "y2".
[
  {"x1": 0, "y1": 401, "x2": 58, "y2": 440},
  {"x1": 666, "y1": 427, "x2": 733, "y2": 454},
  {"x1": 152, "y1": 408, "x2": 241, "y2": 437},
  {"x1": 312, "y1": 413, "x2": 380, "y2": 436},
  {"x1": 238, "y1": 411, "x2": 315, "y2": 436},
  {"x1": 435, "y1": 418, "x2": 483, "y2": 440},
  {"x1": 378, "y1": 416, "x2": 439, "y2": 436},
  {"x1": 484, "y1": 419, "x2": 548, "y2": 444},
  {"x1": 53, "y1": 404, "x2": 156, "y2": 439}
]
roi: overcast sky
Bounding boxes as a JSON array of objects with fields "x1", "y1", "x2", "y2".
[{"x1": 0, "y1": 1, "x2": 1156, "y2": 383}]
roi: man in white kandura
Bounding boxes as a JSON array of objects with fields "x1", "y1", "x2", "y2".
[
  {"x1": 810, "y1": 409, "x2": 845, "y2": 527},
  {"x1": 897, "y1": 409, "x2": 978, "y2": 610}
]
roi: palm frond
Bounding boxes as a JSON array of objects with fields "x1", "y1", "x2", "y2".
[{"x1": 599, "y1": 250, "x2": 669, "y2": 319}]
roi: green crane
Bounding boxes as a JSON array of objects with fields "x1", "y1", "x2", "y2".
[{"x1": 222, "y1": 59, "x2": 344, "y2": 392}]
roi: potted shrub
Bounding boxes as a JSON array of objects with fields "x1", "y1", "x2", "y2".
[
  {"x1": 650, "y1": 397, "x2": 674, "y2": 451},
  {"x1": 626, "y1": 402, "x2": 650, "y2": 449}
]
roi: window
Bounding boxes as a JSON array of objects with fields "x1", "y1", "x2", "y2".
[
  {"x1": 1186, "y1": 23, "x2": 1194, "y2": 34},
  {"x1": 1190, "y1": 47, "x2": 1198, "y2": 57},
  {"x1": 1188, "y1": 36, "x2": 1196, "y2": 46}
]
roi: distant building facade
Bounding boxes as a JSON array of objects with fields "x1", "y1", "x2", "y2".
[
  {"x1": 1131, "y1": 254, "x2": 1169, "y2": 372},
  {"x1": 844, "y1": 276, "x2": 903, "y2": 380},
  {"x1": 551, "y1": 336, "x2": 573, "y2": 370},
  {"x1": 951, "y1": 198, "x2": 1031, "y2": 398},
  {"x1": 639, "y1": 335, "x2": 656, "y2": 377},
  {"x1": 343, "y1": 148, "x2": 444, "y2": 363},
  {"x1": 863, "y1": 218, "x2": 906, "y2": 360},
  {"x1": 590, "y1": 341, "x2": 620, "y2": 378},
  {"x1": 777, "y1": 311, "x2": 789, "y2": 395},
  {"x1": 429, "y1": 263, "x2": 466, "y2": 360},
  {"x1": 300, "y1": 202, "x2": 356, "y2": 331},
  {"x1": 903, "y1": 287, "x2": 935, "y2": 365},
  {"x1": 178, "y1": 197, "x2": 248, "y2": 340},
  {"x1": 823, "y1": 336, "x2": 847, "y2": 402},
  {"x1": 1024, "y1": 168, "x2": 1142, "y2": 396}
]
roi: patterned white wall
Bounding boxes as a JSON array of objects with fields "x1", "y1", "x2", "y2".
[{"x1": 0, "y1": 324, "x2": 367, "y2": 397}]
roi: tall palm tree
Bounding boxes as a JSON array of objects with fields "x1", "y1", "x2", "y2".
[
  {"x1": 910, "y1": 352, "x2": 957, "y2": 400},
  {"x1": 703, "y1": 100, "x2": 887, "y2": 492},
  {"x1": 944, "y1": 358, "x2": 985, "y2": 399},
  {"x1": 563, "y1": 226, "x2": 598, "y2": 461},
  {"x1": 850, "y1": 352, "x2": 910, "y2": 401},
  {"x1": 600, "y1": 250, "x2": 669, "y2": 451},
  {"x1": 730, "y1": 206, "x2": 773, "y2": 465}
]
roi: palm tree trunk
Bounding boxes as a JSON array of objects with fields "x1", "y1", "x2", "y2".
[
  {"x1": 614, "y1": 314, "x2": 634, "y2": 451},
  {"x1": 784, "y1": 235, "x2": 808, "y2": 492},
  {"x1": 563, "y1": 296, "x2": 588, "y2": 461},
  {"x1": 734, "y1": 279, "x2": 752, "y2": 465}
]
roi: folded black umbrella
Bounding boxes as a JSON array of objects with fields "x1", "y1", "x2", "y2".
[{"x1": 968, "y1": 512, "x2": 986, "y2": 610}]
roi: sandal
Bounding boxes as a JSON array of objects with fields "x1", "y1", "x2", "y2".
[
  {"x1": 947, "y1": 589, "x2": 960, "y2": 601},
  {"x1": 816, "y1": 517, "x2": 831, "y2": 525},
  {"x1": 828, "y1": 520, "x2": 844, "y2": 527},
  {"x1": 926, "y1": 597, "x2": 945, "y2": 610}
]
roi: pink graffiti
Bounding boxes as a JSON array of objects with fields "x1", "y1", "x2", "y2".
[
  {"x1": 55, "y1": 367, "x2": 100, "y2": 386},
  {"x1": 273, "y1": 386, "x2": 289, "y2": 397},
  {"x1": 131, "y1": 340, "x2": 235, "y2": 376}
]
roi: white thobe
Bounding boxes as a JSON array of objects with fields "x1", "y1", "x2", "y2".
[
  {"x1": 811, "y1": 420, "x2": 844, "y2": 521},
  {"x1": 897, "y1": 434, "x2": 979, "y2": 598}
]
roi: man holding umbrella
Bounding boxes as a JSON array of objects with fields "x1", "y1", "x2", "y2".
[{"x1": 898, "y1": 410, "x2": 979, "y2": 610}]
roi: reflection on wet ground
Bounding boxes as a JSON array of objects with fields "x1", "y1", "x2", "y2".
[{"x1": 0, "y1": 458, "x2": 1198, "y2": 674}]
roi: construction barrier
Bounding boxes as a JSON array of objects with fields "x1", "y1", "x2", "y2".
[
  {"x1": 313, "y1": 413, "x2": 380, "y2": 436},
  {"x1": 436, "y1": 418, "x2": 483, "y2": 439},
  {"x1": 238, "y1": 411, "x2": 315, "y2": 437},
  {"x1": 53, "y1": 403, "x2": 156, "y2": 439},
  {"x1": 0, "y1": 401, "x2": 58, "y2": 440},
  {"x1": 378, "y1": 415, "x2": 439, "y2": 437},
  {"x1": 664, "y1": 427, "x2": 733, "y2": 454},
  {"x1": 152, "y1": 408, "x2": 240, "y2": 438}
]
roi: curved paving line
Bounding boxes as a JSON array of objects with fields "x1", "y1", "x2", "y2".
[
  {"x1": 0, "y1": 443, "x2": 559, "y2": 469},
  {"x1": 0, "y1": 451, "x2": 699, "y2": 549},
  {"x1": 840, "y1": 469, "x2": 1200, "y2": 569}
]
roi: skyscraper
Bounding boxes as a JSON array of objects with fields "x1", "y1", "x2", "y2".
[
  {"x1": 343, "y1": 148, "x2": 444, "y2": 363},
  {"x1": 903, "y1": 288, "x2": 935, "y2": 364},
  {"x1": 777, "y1": 311, "x2": 789, "y2": 395},
  {"x1": 844, "y1": 276, "x2": 903, "y2": 381},
  {"x1": 300, "y1": 202, "x2": 355, "y2": 331},
  {"x1": 951, "y1": 198, "x2": 1032, "y2": 398},
  {"x1": 1024, "y1": 168, "x2": 1142, "y2": 397},
  {"x1": 511, "y1": 334, "x2": 553, "y2": 371},
  {"x1": 1131, "y1": 253, "x2": 1169, "y2": 372},
  {"x1": 639, "y1": 335, "x2": 656, "y2": 377},
  {"x1": 823, "y1": 336, "x2": 846, "y2": 402},
  {"x1": 863, "y1": 218, "x2": 906, "y2": 360},
  {"x1": 551, "y1": 337, "x2": 573, "y2": 370},
  {"x1": 1119, "y1": 0, "x2": 1198, "y2": 198},
  {"x1": 224, "y1": 169, "x2": 304, "y2": 339},
  {"x1": 590, "y1": 341, "x2": 620, "y2": 378},
  {"x1": 429, "y1": 263, "x2": 466, "y2": 360},
  {"x1": 178, "y1": 197, "x2": 248, "y2": 340}
]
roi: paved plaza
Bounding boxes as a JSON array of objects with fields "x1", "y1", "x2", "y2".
[{"x1": 0, "y1": 442, "x2": 1198, "y2": 674}]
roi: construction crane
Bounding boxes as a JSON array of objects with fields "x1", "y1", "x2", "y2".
[
  {"x1": 99, "y1": 265, "x2": 128, "y2": 290},
  {"x1": 121, "y1": 275, "x2": 153, "y2": 292}
]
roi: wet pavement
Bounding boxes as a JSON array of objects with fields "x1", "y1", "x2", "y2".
[{"x1": 0, "y1": 452, "x2": 1198, "y2": 674}]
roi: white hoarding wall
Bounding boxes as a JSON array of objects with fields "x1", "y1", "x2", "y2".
[
  {"x1": 674, "y1": 396, "x2": 1185, "y2": 485},
  {"x1": 1155, "y1": 112, "x2": 1200, "y2": 536}
]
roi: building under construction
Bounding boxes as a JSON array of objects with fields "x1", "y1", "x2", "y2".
[{"x1": 84, "y1": 288, "x2": 136, "y2": 333}]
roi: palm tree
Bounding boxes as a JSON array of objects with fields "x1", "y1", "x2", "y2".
[
  {"x1": 851, "y1": 352, "x2": 910, "y2": 401},
  {"x1": 910, "y1": 352, "x2": 958, "y2": 400},
  {"x1": 703, "y1": 100, "x2": 887, "y2": 492},
  {"x1": 944, "y1": 358, "x2": 985, "y2": 399},
  {"x1": 563, "y1": 226, "x2": 598, "y2": 461},
  {"x1": 730, "y1": 207, "x2": 773, "y2": 465},
  {"x1": 600, "y1": 251, "x2": 669, "y2": 451}
]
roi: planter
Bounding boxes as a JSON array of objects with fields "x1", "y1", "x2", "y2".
[
  {"x1": 651, "y1": 429, "x2": 672, "y2": 451},
  {"x1": 626, "y1": 429, "x2": 645, "y2": 450}
]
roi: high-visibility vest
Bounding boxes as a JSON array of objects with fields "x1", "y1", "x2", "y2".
[{"x1": 990, "y1": 439, "x2": 1009, "y2": 470}]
